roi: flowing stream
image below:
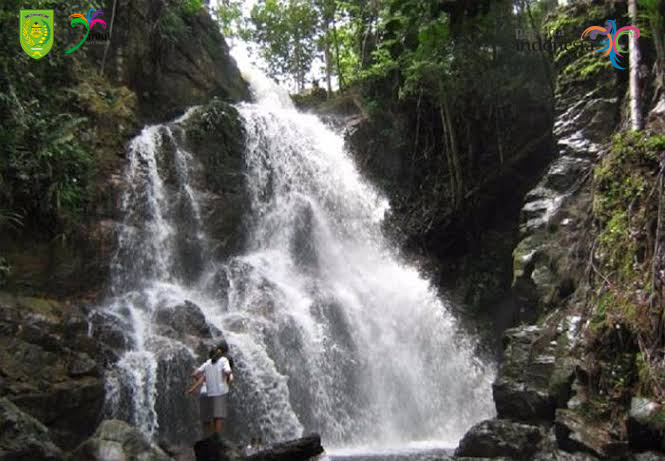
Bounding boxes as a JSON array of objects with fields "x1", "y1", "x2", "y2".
[{"x1": 100, "y1": 58, "x2": 495, "y2": 452}]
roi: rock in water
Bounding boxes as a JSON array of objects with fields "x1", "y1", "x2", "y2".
[
  {"x1": 194, "y1": 434, "x2": 243, "y2": 461},
  {"x1": 70, "y1": 419, "x2": 171, "y2": 461},
  {"x1": 246, "y1": 433, "x2": 324, "y2": 461},
  {"x1": 0, "y1": 398, "x2": 64, "y2": 461},
  {"x1": 454, "y1": 419, "x2": 544, "y2": 460},
  {"x1": 193, "y1": 433, "x2": 324, "y2": 461}
]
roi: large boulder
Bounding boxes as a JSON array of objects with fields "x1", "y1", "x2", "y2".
[
  {"x1": 70, "y1": 419, "x2": 171, "y2": 461},
  {"x1": 193, "y1": 433, "x2": 324, "y2": 461},
  {"x1": 554, "y1": 409, "x2": 628, "y2": 459},
  {"x1": 454, "y1": 419, "x2": 545, "y2": 460},
  {"x1": 627, "y1": 397, "x2": 665, "y2": 452},
  {"x1": 194, "y1": 434, "x2": 244, "y2": 461},
  {"x1": 182, "y1": 100, "x2": 249, "y2": 262},
  {"x1": 492, "y1": 325, "x2": 557, "y2": 423},
  {"x1": 492, "y1": 314, "x2": 580, "y2": 426},
  {"x1": 0, "y1": 398, "x2": 64, "y2": 461},
  {"x1": 246, "y1": 433, "x2": 324, "y2": 461},
  {"x1": 153, "y1": 299, "x2": 220, "y2": 353},
  {"x1": 0, "y1": 293, "x2": 105, "y2": 450}
]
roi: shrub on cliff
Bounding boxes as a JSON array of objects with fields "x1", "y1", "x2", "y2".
[{"x1": 585, "y1": 131, "x2": 665, "y2": 414}]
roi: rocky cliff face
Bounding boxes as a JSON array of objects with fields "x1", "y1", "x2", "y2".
[
  {"x1": 99, "y1": 0, "x2": 250, "y2": 122},
  {"x1": 454, "y1": 1, "x2": 665, "y2": 459},
  {"x1": 0, "y1": 293, "x2": 105, "y2": 451}
]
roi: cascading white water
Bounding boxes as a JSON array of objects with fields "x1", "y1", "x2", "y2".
[{"x1": 102, "y1": 59, "x2": 495, "y2": 451}]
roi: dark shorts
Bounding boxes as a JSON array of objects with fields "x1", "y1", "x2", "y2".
[{"x1": 209, "y1": 394, "x2": 228, "y2": 419}]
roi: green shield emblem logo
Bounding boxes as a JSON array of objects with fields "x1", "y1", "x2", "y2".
[{"x1": 20, "y1": 10, "x2": 54, "y2": 59}]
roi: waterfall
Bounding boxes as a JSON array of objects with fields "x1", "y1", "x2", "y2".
[{"x1": 101, "y1": 62, "x2": 495, "y2": 450}]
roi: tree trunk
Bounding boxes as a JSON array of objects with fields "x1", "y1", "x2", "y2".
[
  {"x1": 648, "y1": 1, "x2": 665, "y2": 102},
  {"x1": 323, "y1": 20, "x2": 333, "y2": 95},
  {"x1": 443, "y1": 97, "x2": 464, "y2": 203},
  {"x1": 331, "y1": 16, "x2": 344, "y2": 90},
  {"x1": 100, "y1": 0, "x2": 118, "y2": 74},
  {"x1": 439, "y1": 105, "x2": 458, "y2": 207},
  {"x1": 628, "y1": 0, "x2": 643, "y2": 130}
]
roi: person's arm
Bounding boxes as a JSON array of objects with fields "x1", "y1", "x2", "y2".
[
  {"x1": 222, "y1": 358, "x2": 234, "y2": 384},
  {"x1": 192, "y1": 360, "x2": 207, "y2": 378},
  {"x1": 186, "y1": 375, "x2": 204, "y2": 395}
]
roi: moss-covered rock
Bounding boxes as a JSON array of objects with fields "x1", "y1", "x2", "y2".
[{"x1": 70, "y1": 419, "x2": 171, "y2": 461}]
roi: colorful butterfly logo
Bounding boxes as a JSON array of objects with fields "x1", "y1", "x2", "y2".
[
  {"x1": 66, "y1": 8, "x2": 107, "y2": 54},
  {"x1": 581, "y1": 20, "x2": 640, "y2": 70}
]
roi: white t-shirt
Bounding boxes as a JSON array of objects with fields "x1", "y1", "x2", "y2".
[
  {"x1": 197, "y1": 357, "x2": 232, "y2": 397},
  {"x1": 196, "y1": 360, "x2": 208, "y2": 395}
]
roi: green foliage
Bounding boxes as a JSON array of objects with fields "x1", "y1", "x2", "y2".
[
  {"x1": 590, "y1": 131, "x2": 665, "y2": 400},
  {"x1": 158, "y1": 10, "x2": 191, "y2": 43},
  {"x1": 0, "y1": 0, "x2": 136, "y2": 236},
  {"x1": 182, "y1": 0, "x2": 204, "y2": 15},
  {"x1": 249, "y1": 0, "x2": 318, "y2": 90},
  {"x1": 156, "y1": 0, "x2": 205, "y2": 43},
  {"x1": 216, "y1": 0, "x2": 247, "y2": 40}
]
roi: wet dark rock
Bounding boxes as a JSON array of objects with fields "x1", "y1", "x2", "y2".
[
  {"x1": 627, "y1": 397, "x2": 665, "y2": 452},
  {"x1": 67, "y1": 353, "x2": 99, "y2": 378},
  {"x1": 0, "y1": 293, "x2": 106, "y2": 450},
  {"x1": 492, "y1": 325, "x2": 557, "y2": 423},
  {"x1": 246, "y1": 433, "x2": 324, "y2": 461},
  {"x1": 153, "y1": 339, "x2": 203, "y2": 445},
  {"x1": 193, "y1": 433, "x2": 324, "y2": 461},
  {"x1": 0, "y1": 397, "x2": 64, "y2": 461},
  {"x1": 88, "y1": 309, "x2": 135, "y2": 361},
  {"x1": 70, "y1": 419, "x2": 171, "y2": 461},
  {"x1": 555, "y1": 409, "x2": 628, "y2": 459},
  {"x1": 154, "y1": 300, "x2": 214, "y2": 339},
  {"x1": 454, "y1": 419, "x2": 545, "y2": 460},
  {"x1": 194, "y1": 434, "x2": 243, "y2": 461},
  {"x1": 182, "y1": 100, "x2": 250, "y2": 261}
]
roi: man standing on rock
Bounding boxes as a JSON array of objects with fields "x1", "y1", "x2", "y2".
[{"x1": 187, "y1": 342, "x2": 234, "y2": 435}]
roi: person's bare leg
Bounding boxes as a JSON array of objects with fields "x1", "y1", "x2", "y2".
[
  {"x1": 203, "y1": 421, "x2": 213, "y2": 437},
  {"x1": 214, "y1": 418, "x2": 224, "y2": 433}
]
